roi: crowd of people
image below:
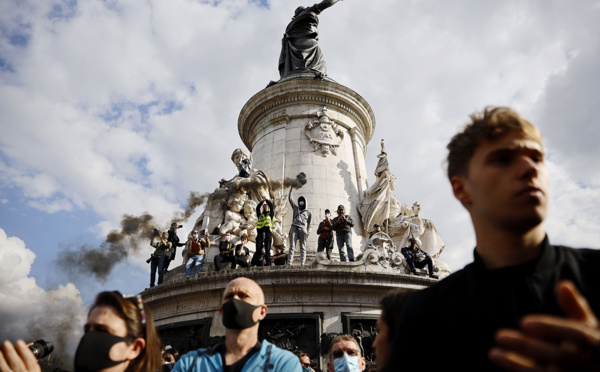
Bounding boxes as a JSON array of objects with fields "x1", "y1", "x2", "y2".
[
  {"x1": 148, "y1": 197, "x2": 439, "y2": 287},
  {"x1": 3, "y1": 107, "x2": 600, "y2": 372}
]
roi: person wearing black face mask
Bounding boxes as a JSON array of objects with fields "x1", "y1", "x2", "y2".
[
  {"x1": 0, "y1": 291, "x2": 162, "y2": 372},
  {"x1": 173, "y1": 277, "x2": 301, "y2": 372}
]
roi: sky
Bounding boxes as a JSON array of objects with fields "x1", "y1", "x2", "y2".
[{"x1": 1, "y1": 0, "x2": 600, "y2": 358}]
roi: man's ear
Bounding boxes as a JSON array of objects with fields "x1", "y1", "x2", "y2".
[
  {"x1": 256, "y1": 304, "x2": 268, "y2": 322},
  {"x1": 451, "y1": 176, "x2": 471, "y2": 206}
]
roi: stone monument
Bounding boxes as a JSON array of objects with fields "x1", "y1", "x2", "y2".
[{"x1": 142, "y1": 3, "x2": 449, "y2": 370}]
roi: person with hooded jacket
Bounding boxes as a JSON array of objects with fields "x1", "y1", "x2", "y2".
[{"x1": 288, "y1": 187, "x2": 312, "y2": 265}]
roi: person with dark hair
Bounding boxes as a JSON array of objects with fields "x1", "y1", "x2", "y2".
[
  {"x1": 288, "y1": 187, "x2": 312, "y2": 265},
  {"x1": 150, "y1": 231, "x2": 172, "y2": 287},
  {"x1": 214, "y1": 232, "x2": 236, "y2": 271},
  {"x1": 0, "y1": 291, "x2": 162, "y2": 372},
  {"x1": 297, "y1": 351, "x2": 315, "y2": 372},
  {"x1": 372, "y1": 290, "x2": 408, "y2": 372},
  {"x1": 173, "y1": 277, "x2": 301, "y2": 371},
  {"x1": 389, "y1": 107, "x2": 600, "y2": 371},
  {"x1": 270, "y1": 245, "x2": 288, "y2": 266},
  {"x1": 332, "y1": 205, "x2": 355, "y2": 262},
  {"x1": 235, "y1": 234, "x2": 251, "y2": 268},
  {"x1": 184, "y1": 229, "x2": 209, "y2": 278},
  {"x1": 255, "y1": 196, "x2": 275, "y2": 265},
  {"x1": 316, "y1": 209, "x2": 334, "y2": 259},
  {"x1": 327, "y1": 334, "x2": 366, "y2": 372},
  {"x1": 400, "y1": 238, "x2": 438, "y2": 279},
  {"x1": 165, "y1": 223, "x2": 185, "y2": 272}
]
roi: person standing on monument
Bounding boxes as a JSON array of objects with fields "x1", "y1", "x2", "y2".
[
  {"x1": 332, "y1": 205, "x2": 355, "y2": 262},
  {"x1": 278, "y1": 0, "x2": 343, "y2": 79},
  {"x1": 150, "y1": 231, "x2": 172, "y2": 287},
  {"x1": 389, "y1": 107, "x2": 600, "y2": 371},
  {"x1": 172, "y1": 277, "x2": 302, "y2": 372},
  {"x1": 288, "y1": 187, "x2": 312, "y2": 265},
  {"x1": 184, "y1": 229, "x2": 209, "y2": 278},
  {"x1": 165, "y1": 222, "x2": 185, "y2": 272},
  {"x1": 255, "y1": 196, "x2": 274, "y2": 265},
  {"x1": 317, "y1": 209, "x2": 334, "y2": 260}
]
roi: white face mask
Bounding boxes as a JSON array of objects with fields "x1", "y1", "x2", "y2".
[
  {"x1": 333, "y1": 354, "x2": 360, "y2": 372},
  {"x1": 192, "y1": 234, "x2": 198, "y2": 238},
  {"x1": 226, "y1": 236, "x2": 231, "y2": 241},
  {"x1": 325, "y1": 214, "x2": 331, "y2": 218}
]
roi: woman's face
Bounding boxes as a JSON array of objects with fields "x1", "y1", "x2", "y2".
[
  {"x1": 85, "y1": 305, "x2": 136, "y2": 372},
  {"x1": 372, "y1": 313, "x2": 391, "y2": 372}
]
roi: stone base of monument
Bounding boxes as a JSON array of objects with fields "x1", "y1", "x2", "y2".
[{"x1": 147, "y1": 249, "x2": 445, "y2": 371}]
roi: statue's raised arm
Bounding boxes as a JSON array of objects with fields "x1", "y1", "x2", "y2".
[{"x1": 278, "y1": 0, "x2": 343, "y2": 79}]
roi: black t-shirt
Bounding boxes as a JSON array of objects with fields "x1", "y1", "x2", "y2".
[{"x1": 217, "y1": 342, "x2": 261, "y2": 372}]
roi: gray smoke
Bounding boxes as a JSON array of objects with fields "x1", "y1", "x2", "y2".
[
  {"x1": 272, "y1": 172, "x2": 308, "y2": 189},
  {"x1": 172, "y1": 191, "x2": 211, "y2": 223}
]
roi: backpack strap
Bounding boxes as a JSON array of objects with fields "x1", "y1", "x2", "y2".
[{"x1": 263, "y1": 344, "x2": 273, "y2": 372}]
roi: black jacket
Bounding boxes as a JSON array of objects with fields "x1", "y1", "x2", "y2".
[{"x1": 389, "y1": 236, "x2": 600, "y2": 371}]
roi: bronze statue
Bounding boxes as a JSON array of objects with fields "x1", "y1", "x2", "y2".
[{"x1": 278, "y1": 0, "x2": 342, "y2": 79}]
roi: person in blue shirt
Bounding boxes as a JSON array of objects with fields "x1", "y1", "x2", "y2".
[{"x1": 172, "y1": 277, "x2": 301, "y2": 372}]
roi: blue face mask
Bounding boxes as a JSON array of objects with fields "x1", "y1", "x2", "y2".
[
  {"x1": 333, "y1": 354, "x2": 360, "y2": 372},
  {"x1": 302, "y1": 368, "x2": 312, "y2": 372}
]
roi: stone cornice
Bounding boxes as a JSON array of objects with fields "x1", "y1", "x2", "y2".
[{"x1": 238, "y1": 77, "x2": 376, "y2": 150}]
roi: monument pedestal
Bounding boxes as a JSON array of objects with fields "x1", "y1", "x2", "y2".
[
  {"x1": 238, "y1": 75, "x2": 375, "y2": 261},
  {"x1": 146, "y1": 264, "x2": 434, "y2": 370}
]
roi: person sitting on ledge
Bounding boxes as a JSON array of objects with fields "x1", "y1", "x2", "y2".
[
  {"x1": 400, "y1": 238, "x2": 438, "y2": 279},
  {"x1": 271, "y1": 244, "x2": 288, "y2": 266}
]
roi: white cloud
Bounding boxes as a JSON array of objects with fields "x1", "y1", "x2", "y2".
[
  {"x1": 0, "y1": 228, "x2": 85, "y2": 360},
  {"x1": 0, "y1": 0, "x2": 599, "y2": 277}
]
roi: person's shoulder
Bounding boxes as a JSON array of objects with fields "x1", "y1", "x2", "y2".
[
  {"x1": 405, "y1": 265, "x2": 473, "y2": 309},
  {"x1": 173, "y1": 348, "x2": 216, "y2": 372}
]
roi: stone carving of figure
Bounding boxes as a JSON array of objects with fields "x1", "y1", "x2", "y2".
[
  {"x1": 219, "y1": 191, "x2": 248, "y2": 236},
  {"x1": 278, "y1": 0, "x2": 343, "y2": 79},
  {"x1": 305, "y1": 107, "x2": 344, "y2": 156},
  {"x1": 231, "y1": 148, "x2": 253, "y2": 178},
  {"x1": 359, "y1": 140, "x2": 409, "y2": 231},
  {"x1": 242, "y1": 199, "x2": 258, "y2": 241},
  {"x1": 387, "y1": 202, "x2": 445, "y2": 259}
]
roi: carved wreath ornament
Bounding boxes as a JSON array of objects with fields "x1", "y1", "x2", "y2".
[{"x1": 305, "y1": 107, "x2": 344, "y2": 156}]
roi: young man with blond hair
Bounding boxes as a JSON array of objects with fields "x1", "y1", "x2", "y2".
[{"x1": 389, "y1": 107, "x2": 600, "y2": 371}]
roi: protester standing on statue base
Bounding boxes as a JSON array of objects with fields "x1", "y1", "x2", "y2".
[{"x1": 332, "y1": 205, "x2": 355, "y2": 262}]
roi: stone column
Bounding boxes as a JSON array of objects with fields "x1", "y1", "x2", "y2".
[{"x1": 238, "y1": 74, "x2": 375, "y2": 262}]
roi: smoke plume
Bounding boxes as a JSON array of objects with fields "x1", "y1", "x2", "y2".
[
  {"x1": 271, "y1": 172, "x2": 308, "y2": 189},
  {"x1": 172, "y1": 191, "x2": 211, "y2": 223}
]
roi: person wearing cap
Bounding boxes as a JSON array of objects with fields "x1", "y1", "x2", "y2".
[
  {"x1": 400, "y1": 238, "x2": 437, "y2": 279},
  {"x1": 331, "y1": 205, "x2": 355, "y2": 262},
  {"x1": 316, "y1": 209, "x2": 334, "y2": 260},
  {"x1": 165, "y1": 222, "x2": 185, "y2": 272}
]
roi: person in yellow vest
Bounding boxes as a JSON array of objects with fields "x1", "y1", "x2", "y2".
[{"x1": 254, "y1": 196, "x2": 274, "y2": 266}]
